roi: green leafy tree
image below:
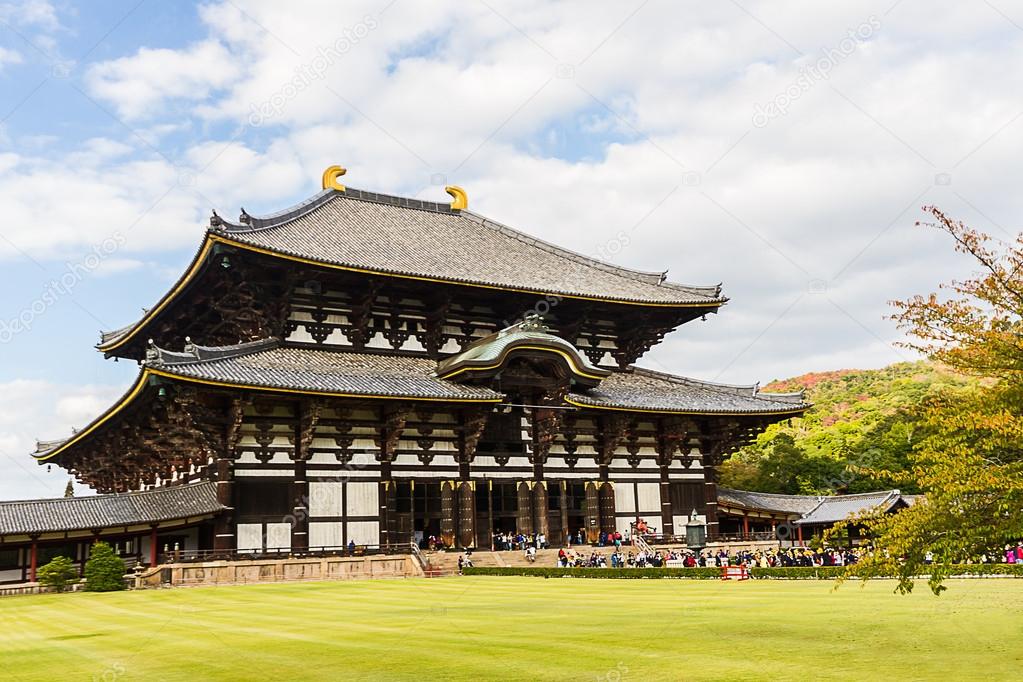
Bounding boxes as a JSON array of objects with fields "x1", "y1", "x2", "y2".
[
  {"x1": 37, "y1": 556, "x2": 79, "y2": 592},
  {"x1": 83, "y1": 541, "x2": 127, "y2": 592},
  {"x1": 843, "y1": 207, "x2": 1023, "y2": 594}
]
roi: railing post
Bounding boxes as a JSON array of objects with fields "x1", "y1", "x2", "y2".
[{"x1": 28, "y1": 537, "x2": 38, "y2": 583}]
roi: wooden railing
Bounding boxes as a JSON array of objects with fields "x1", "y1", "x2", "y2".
[{"x1": 158, "y1": 543, "x2": 415, "y2": 565}]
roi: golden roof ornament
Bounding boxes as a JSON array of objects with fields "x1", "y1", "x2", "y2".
[
  {"x1": 321, "y1": 165, "x2": 347, "y2": 192},
  {"x1": 445, "y1": 185, "x2": 467, "y2": 210}
]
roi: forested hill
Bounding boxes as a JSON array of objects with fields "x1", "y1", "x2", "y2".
[{"x1": 719, "y1": 361, "x2": 982, "y2": 495}]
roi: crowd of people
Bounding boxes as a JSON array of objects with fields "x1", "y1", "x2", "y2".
[{"x1": 552, "y1": 546, "x2": 863, "y2": 569}]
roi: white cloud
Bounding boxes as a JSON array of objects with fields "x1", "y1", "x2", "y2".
[
  {"x1": 0, "y1": 379, "x2": 124, "y2": 499},
  {"x1": 0, "y1": 46, "x2": 22, "y2": 70},
  {"x1": 0, "y1": 0, "x2": 59, "y2": 30},
  {"x1": 85, "y1": 40, "x2": 242, "y2": 120}
]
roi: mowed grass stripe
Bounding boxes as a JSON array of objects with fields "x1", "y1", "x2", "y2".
[{"x1": 1, "y1": 577, "x2": 1020, "y2": 681}]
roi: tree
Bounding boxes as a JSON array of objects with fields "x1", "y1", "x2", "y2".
[
  {"x1": 846, "y1": 207, "x2": 1023, "y2": 594},
  {"x1": 37, "y1": 556, "x2": 79, "y2": 592},
  {"x1": 83, "y1": 541, "x2": 127, "y2": 592},
  {"x1": 63, "y1": 479, "x2": 74, "y2": 498}
]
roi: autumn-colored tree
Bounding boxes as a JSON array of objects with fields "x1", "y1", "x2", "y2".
[{"x1": 846, "y1": 207, "x2": 1023, "y2": 594}]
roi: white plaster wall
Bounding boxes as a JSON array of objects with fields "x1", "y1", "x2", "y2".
[
  {"x1": 265, "y1": 523, "x2": 292, "y2": 551},
  {"x1": 309, "y1": 522, "x2": 344, "y2": 548},
  {"x1": 346, "y1": 521, "x2": 379, "y2": 545},
  {"x1": 309, "y1": 481, "x2": 343, "y2": 517},
  {"x1": 235, "y1": 469, "x2": 295, "y2": 477},
  {"x1": 346, "y1": 482, "x2": 378, "y2": 517},
  {"x1": 615, "y1": 484, "x2": 636, "y2": 513},
  {"x1": 0, "y1": 568, "x2": 23, "y2": 582},
  {"x1": 636, "y1": 483, "x2": 661, "y2": 514},
  {"x1": 237, "y1": 523, "x2": 263, "y2": 551},
  {"x1": 615, "y1": 516, "x2": 633, "y2": 535}
]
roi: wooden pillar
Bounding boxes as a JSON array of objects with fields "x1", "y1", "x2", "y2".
[
  {"x1": 742, "y1": 514, "x2": 749, "y2": 538},
  {"x1": 29, "y1": 538, "x2": 38, "y2": 583},
  {"x1": 598, "y1": 482, "x2": 616, "y2": 536},
  {"x1": 213, "y1": 456, "x2": 235, "y2": 553},
  {"x1": 291, "y1": 456, "x2": 309, "y2": 552},
  {"x1": 659, "y1": 465, "x2": 673, "y2": 538},
  {"x1": 440, "y1": 480, "x2": 456, "y2": 547},
  {"x1": 559, "y1": 480, "x2": 569, "y2": 546},
  {"x1": 487, "y1": 480, "x2": 495, "y2": 550},
  {"x1": 457, "y1": 481, "x2": 475, "y2": 548},
  {"x1": 797, "y1": 523, "x2": 804, "y2": 545},
  {"x1": 532, "y1": 481, "x2": 549, "y2": 541},
  {"x1": 149, "y1": 526, "x2": 159, "y2": 566},
  {"x1": 703, "y1": 463, "x2": 720, "y2": 540},
  {"x1": 379, "y1": 464, "x2": 398, "y2": 547},
  {"x1": 516, "y1": 481, "x2": 534, "y2": 536}
]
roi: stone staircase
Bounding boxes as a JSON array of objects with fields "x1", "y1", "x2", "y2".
[{"x1": 423, "y1": 547, "x2": 602, "y2": 572}]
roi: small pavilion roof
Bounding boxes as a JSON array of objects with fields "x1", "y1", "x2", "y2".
[
  {"x1": 717, "y1": 488, "x2": 822, "y2": 515},
  {"x1": 0, "y1": 482, "x2": 223, "y2": 536},
  {"x1": 794, "y1": 490, "x2": 906, "y2": 526}
]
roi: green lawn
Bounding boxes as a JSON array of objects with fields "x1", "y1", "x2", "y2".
[{"x1": 1, "y1": 577, "x2": 1019, "y2": 681}]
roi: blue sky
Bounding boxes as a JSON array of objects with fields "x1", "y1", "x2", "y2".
[{"x1": 2, "y1": 0, "x2": 1022, "y2": 499}]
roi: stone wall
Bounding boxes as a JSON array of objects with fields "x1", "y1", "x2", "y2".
[{"x1": 141, "y1": 554, "x2": 421, "y2": 588}]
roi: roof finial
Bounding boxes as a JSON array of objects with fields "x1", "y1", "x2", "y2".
[
  {"x1": 518, "y1": 313, "x2": 548, "y2": 333},
  {"x1": 322, "y1": 165, "x2": 347, "y2": 191},
  {"x1": 445, "y1": 185, "x2": 468, "y2": 210}
]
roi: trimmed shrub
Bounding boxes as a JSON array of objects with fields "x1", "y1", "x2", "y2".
[
  {"x1": 83, "y1": 542, "x2": 127, "y2": 592},
  {"x1": 462, "y1": 567, "x2": 722, "y2": 579},
  {"x1": 37, "y1": 556, "x2": 79, "y2": 592}
]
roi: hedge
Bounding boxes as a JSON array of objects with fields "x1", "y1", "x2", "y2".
[
  {"x1": 461, "y1": 564, "x2": 1023, "y2": 580},
  {"x1": 462, "y1": 567, "x2": 722, "y2": 579}
]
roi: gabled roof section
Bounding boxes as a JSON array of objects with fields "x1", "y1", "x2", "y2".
[
  {"x1": 717, "y1": 487, "x2": 822, "y2": 515},
  {"x1": 436, "y1": 316, "x2": 612, "y2": 387},
  {"x1": 97, "y1": 183, "x2": 727, "y2": 355},
  {"x1": 566, "y1": 366, "x2": 810, "y2": 415},
  {"x1": 38, "y1": 340, "x2": 505, "y2": 464},
  {"x1": 209, "y1": 186, "x2": 726, "y2": 306},
  {"x1": 144, "y1": 338, "x2": 504, "y2": 402},
  {"x1": 0, "y1": 482, "x2": 223, "y2": 535},
  {"x1": 794, "y1": 490, "x2": 906, "y2": 526}
]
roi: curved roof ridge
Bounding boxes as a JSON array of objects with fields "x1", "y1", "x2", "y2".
[
  {"x1": 717, "y1": 486, "x2": 823, "y2": 501},
  {"x1": 208, "y1": 184, "x2": 722, "y2": 295},
  {"x1": 0, "y1": 480, "x2": 217, "y2": 507},
  {"x1": 629, "y1": 366, "x2": 806, "y2": 404},
  {"x1": 144, "y1": 337, "x2": 281, "y2": 367},
  {"x1": 211, "y1": 186, "x2": 457, "y2": 233},
  {"x1": 630, "y1": 366, "x2": 758, "y2": 395},
  {"x1": 462, "y1": 209, "x2": 719, "y2": 292},
  {"x1": 97, "y1": 237, "x2": 215, "y2": 352}
]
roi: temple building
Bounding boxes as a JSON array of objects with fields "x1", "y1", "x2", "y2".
[{"x1": 6, "y1": 167, "x2": 815, "y2": 582}]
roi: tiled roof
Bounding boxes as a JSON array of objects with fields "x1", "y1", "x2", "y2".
[
  {"x1": 146, "y1": 339, "x2": 504, "y2": 401},
  {"x1": 567, "y1": 367, "x2": 809, "y2": 415},
  {"x1": 795, "y1": 490, "x2": 904, "y2": 525},
  {"x1": 210, "y1": 187, "x2": 725, "y2": 306},
  {"x1": 0, "y1": 482, "x2": 223, "y2": 535},
  {"x1": 717, "y1": 488, "x2": 822, "y2": 515}
]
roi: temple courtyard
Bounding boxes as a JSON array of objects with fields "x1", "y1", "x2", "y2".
[{"x1": 1, "y1": 577, "x2": 1019, "y2": 680}]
